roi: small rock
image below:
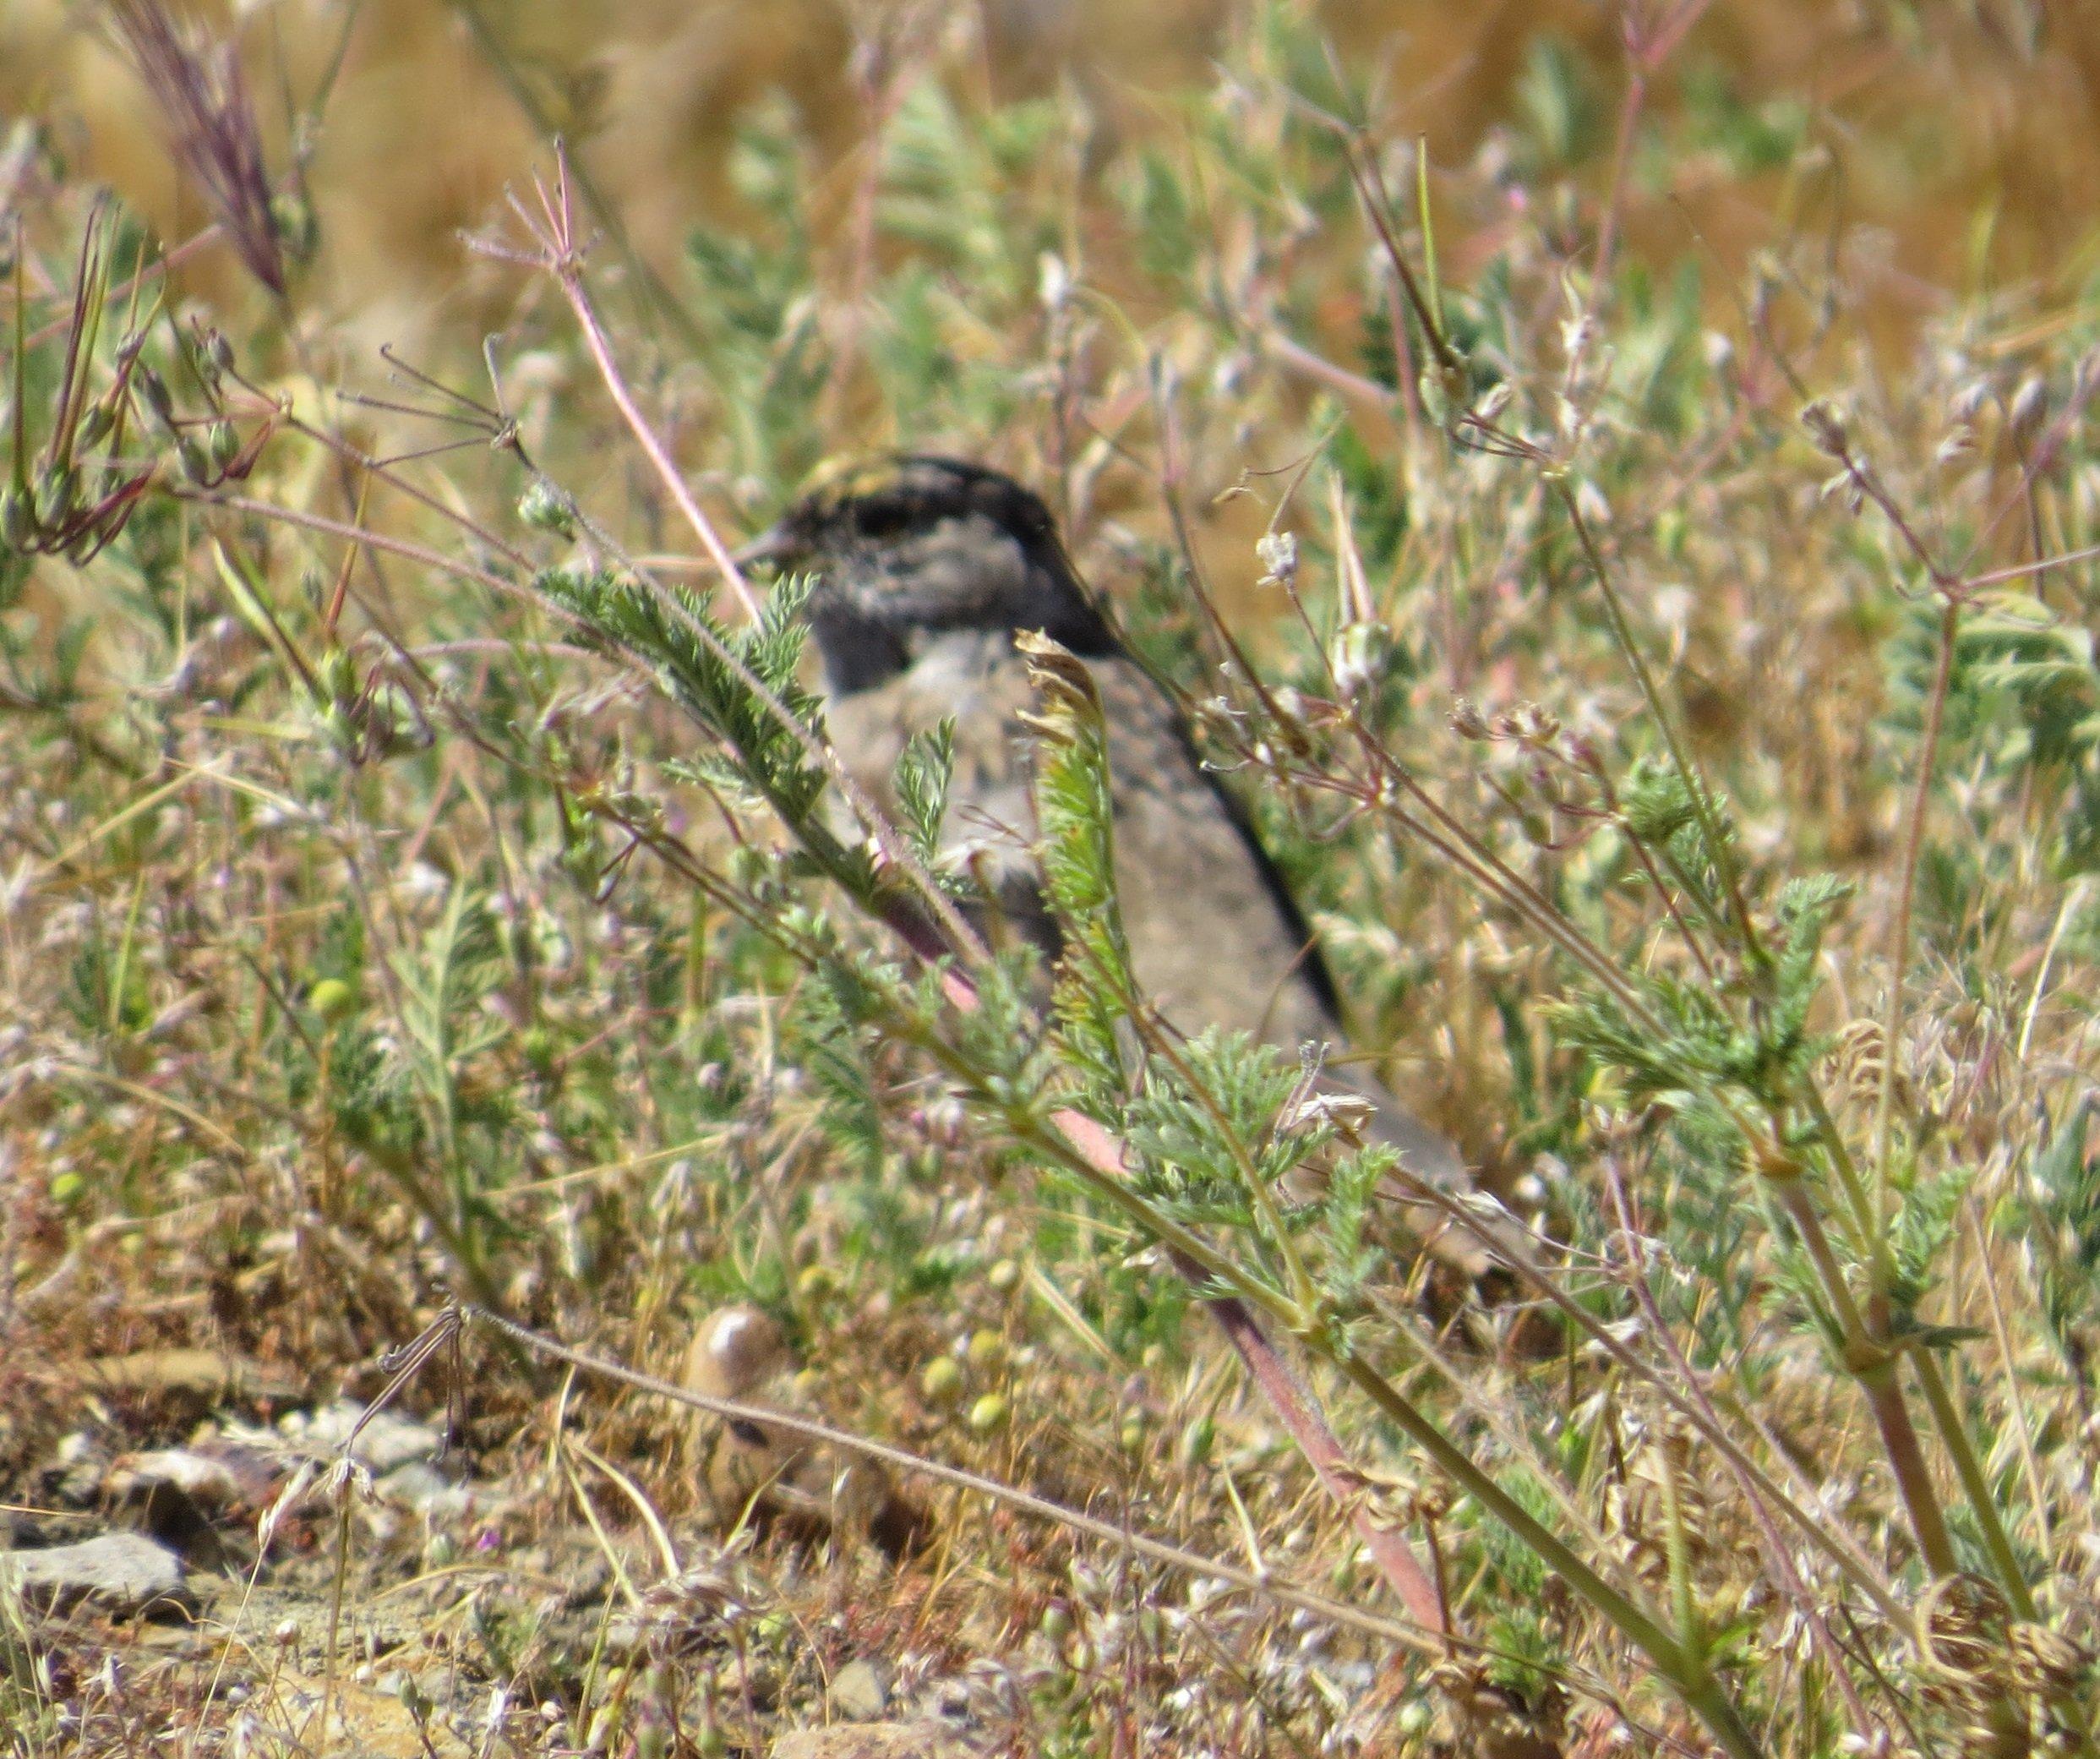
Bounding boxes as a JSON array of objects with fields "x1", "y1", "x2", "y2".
[
  {"x1": 77, "y1": 1348, "x2": 297, "y2": 1406},
  {"x1": 684, "y1": 1305, "x2": 791, "y2": 1402},
  {"x1": 828, "y1": 1658, "x2": 890, "y2": 1721},
  {"x1": 0, "y1": 1532, "x2": 194, "y2": 1618},
  {"x1": 684, "y1": 1306, "x2": 925, "y2": 1554},
  {"x1": 281, "y1": 1400, "x2": 442, "y2": 1473},
  {"x1": 374, "y1": 1461, "x2": 477, "y2": 1519},
  {"x1": 110, "y1": 1446, "x2": 258, "y2": 1508},
  {"x1": 769, "y1": 1723, "x2": 969, "y2": 1759}
]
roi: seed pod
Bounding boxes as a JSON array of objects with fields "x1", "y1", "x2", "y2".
[
  {"x1": 1329, "y1": 619, "x2": 1391, "y2": 700},
  {"x1": 0, "y1": 485, "x2": 29, "y2": 548},
  {"x1": 35, "y1": 465, "x2": 74, "y2": 526},
  {"x1": 75, "y1": 399, "x2": 114, "y2": 451},
  {"x1": 1800, "y1": 398, "x2": 1849, "y2": 456},
  {"x1": 1950, "y1": 377, "x2": 1993, "y2": 425},
  {"x1": 308, "y1": 978, "x2": 357, "y2": 1021},
  {"x1": 2009, "y1": 373, "x2": 2048, "y2": 447},
  {"x1": 919, "y1": 1356, "x2": 963, "y2": 1407},
  {"x1": 1175, "y1": 1413, "x2": 1214, "y2": 1469},
  {"x1": 135, "y1": 364, "x2": 177, "y2": 429}
]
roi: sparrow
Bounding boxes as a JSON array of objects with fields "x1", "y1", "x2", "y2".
[{"x1": 752, "y1": 457, "x2": 1484, "y2": 1259}]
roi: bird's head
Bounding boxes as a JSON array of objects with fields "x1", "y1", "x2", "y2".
[{"x1": 748, "y1": 457, "x2": 1118, "y2": 693}]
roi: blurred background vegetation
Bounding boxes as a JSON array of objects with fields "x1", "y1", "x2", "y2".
[{"x1": 8, "y1": 0, "x2": 2100, "y2": 370}]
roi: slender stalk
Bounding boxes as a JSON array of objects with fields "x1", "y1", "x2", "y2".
[
  {"x1": 506, "y1": 148, "x2": 760, "y2": 620},
  {"x1": 1557, "y1": 481, "x2": 1764, "y2": 969},
  {"x1": 1911, "y1": 1349, "x2": 2037, "y2": 1619},
  {"x1": 1871, "y1": 598, "x2": 1960, "y2": 1230},
  {"x1": 1855, "y1": 1357, "x2": 1957, "y2": 1577},
  {"x1": 1770, "y1": 1176, "x2": 1957, "y2": 1576},
  {"x1": 1331, "y1": 1352, "x2": 1765, "y2": 1759}
]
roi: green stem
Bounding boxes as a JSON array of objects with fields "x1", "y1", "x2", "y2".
[
  {"x1": 1770, "y1": 1178, "x2": 1956, "y2": 1576},
  {"x1": 1333, "y1": 1352, "x2": 1765, "y2": 1759},
  {"x1": 1557, "y1": 483, "x2": 1765, "y2": 968},
  {"x1": 1912, "y1": 1349, "x2": 2037, "y2": 1618},
  {"x1": 1870, "y1": 598, "x2": 1961, "y2": 1275},
  {"x1": 1796, "y1": 1083, "x2": 1879, "y2": 1264}
]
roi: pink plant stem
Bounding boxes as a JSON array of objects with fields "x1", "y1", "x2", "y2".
[
  {"x1": 532, "y1": 151, "x2": 762, "y2": 623},
  {"x1": 1172, "y1": 1248, "x2": 1450, "y2": 1636}
]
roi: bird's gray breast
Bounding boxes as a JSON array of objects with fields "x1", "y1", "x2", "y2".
[
  {"x1": 821, "y1": 630, "x2": 1039, "y2": 891},
  {"x1": 821, "y1": 633, "x2": 1465, "y2": 1188},
  {"x1": 825, "y1": 634, "x2": 1329, "y2": 1044}
]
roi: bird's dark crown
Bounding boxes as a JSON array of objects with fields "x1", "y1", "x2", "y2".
[{"x1": 759, "y1": 457, "x2": 1118, "y2": 693}]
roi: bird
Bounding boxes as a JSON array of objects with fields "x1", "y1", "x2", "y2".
[{"x1": 750, "y1": 457, "x2": 1490, "y2": 1270}]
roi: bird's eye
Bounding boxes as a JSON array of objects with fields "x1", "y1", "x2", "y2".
[{"x1": 852, "y1": 497, "x2": 918, "y2": 540}]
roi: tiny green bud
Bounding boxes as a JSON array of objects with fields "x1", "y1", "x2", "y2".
[
  {"x1": 2, "y1": 486, "x2": 30, "y2": 547},
  {"x1": 985, "y1": 1257, "x2": 1021, "y2": 1295},
  {"x1": 75, "y1": 400, "x2": 114, "y2": 451},
  {"x1": 36, "y1": 465, "x2": 75, "y2": 526},
  {"x1": 48, "y1": 1170, "x2": 85, "y2": 1205},
  {"x1": 966, "y1": 1392, "x2": 1010, "y2": 1435},
  {"x1": 1175, "y1": 1414, "x2": 1215, "y2": 1469},
  {"x1": 965, "y1": 1328, "x2": 1003, "y2": 1369},
  {"x1": 308, "y1": 978, "x2": 356, "y2": 1020},
  {"x1": 518, "y1": 481, "x2": 577, "y2": 537},
  {"x1": 136, "y1": 365, "x2": 176, "y2": 429},
  {"x1": 920, "y1": 1356, "x2": 963, "y2": 1407}
]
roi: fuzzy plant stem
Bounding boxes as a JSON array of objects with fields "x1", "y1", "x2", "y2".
[
  {"x1": 1328, "y1": 1349, "x2": 1765, "y2": 1759},
  {"x1": 1912, "y1": 1347, "x2": 2037, "y2": 1619},
  {"x1": 1767, "y1": 1169, "x2": 1957, "y2": 1576}
]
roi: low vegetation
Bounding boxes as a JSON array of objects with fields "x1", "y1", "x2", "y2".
[{"x1": 5, "y1": 4, "x2": 2100, "y2": 1755}]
